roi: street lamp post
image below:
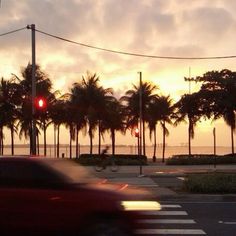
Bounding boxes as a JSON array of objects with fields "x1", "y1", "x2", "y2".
[{"x1": 28, "y1": 24, "x2": 37, "y2": 155}]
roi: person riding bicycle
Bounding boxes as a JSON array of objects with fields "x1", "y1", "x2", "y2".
[
  {"x1": 101, "y1": 146, "x2": 109, "y2": 169},
  {"x1": 94, "y1": 145, "x2": 118, "y2": 172}
]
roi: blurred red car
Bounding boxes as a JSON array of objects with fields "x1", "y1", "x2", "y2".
[{"x1": 0, "y1": 157, "x2": 141, "y2": 236}]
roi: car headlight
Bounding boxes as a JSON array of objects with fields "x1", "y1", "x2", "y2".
[{"x1": 121, "y1": 201, "x2": 161, "y2": 211}]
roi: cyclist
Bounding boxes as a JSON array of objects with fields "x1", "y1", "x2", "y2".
[{"x1": 101, "y1": 145, "x2": 109, "y2": 169}]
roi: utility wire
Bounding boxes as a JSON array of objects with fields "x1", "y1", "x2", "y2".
[
  {"x1": 0, "y1": 26, "x2": 27, "y2": 37},
  {"x1": 1, "y1": 25, "x2": 236, "y2": 60},
  {"x1": 33, "y1": 27, "x2": 236, "y2": 60}
]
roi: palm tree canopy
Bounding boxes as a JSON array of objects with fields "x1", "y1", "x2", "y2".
[
  {"x1": 0, "y1": 78, "x2": 20, "y2": 132},
  {"x1": 16, "y1": 64, "x2": 53, "y2": 142},
  {"x1": 20, "y1": 63, "x2": 52, "y2": 96},
  {"x1": 147, "y1": 95, "x2": 173, "y2": 137},
  {"x1": 121, "y1": 81, "x2": 158, "y2": 128},
  {"x1": 174, "y1": 93, "x2": 203, "y2": 138},
  {"x1": 102, "y1": 98, "x2": 126, "y2": 134},
  {"x1": 70, "y1": 72, "x2": 113, "y2": 138}
]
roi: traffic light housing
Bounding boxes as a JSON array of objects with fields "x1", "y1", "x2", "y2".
[
  {"x1": 35, "y1": 97, "x2": 47, "y2": 110},
  {"x1": 134, "y1": 128, "x2": 139, "y2": 138}
]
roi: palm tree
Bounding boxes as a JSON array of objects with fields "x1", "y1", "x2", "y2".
[
  {"x1": 0, "y1": 77, "x2": 21, "y2": 155},
  {"x1": 148, "y1": 95, "x2": 173, "y2": 162},
  {"x1": 62, "y1": 99, "x2": 76, "y2": 159},
  {"x1": 147, "y1": 97, "x2": 160, "y2": 161},
  {"x1": 16, "y1": 63, "x2": 53, "y2": 154},
  {"x1": 174, "y1": 93, "x2": 202, "y2": 156},
  {"x1": 101, "y1": 98, "x2": 126, "y2": 155},
  {"x1": 17, "y1": 104, "x2": 41, "y2": 154},
  {"x1": 63, "y1": 95, "x2": 86, "y2": 158},
  {"x1": 96, "y1": 93, "x2": 114, "y2": 155},
  {"x1": 158, "y1": 96, "x2": 173, "y2": 162},
  {"x1": 71, "y1": 72, "x2": 113, "y2": 155},
  {"x1": 121, "y1": 82, "x2": 158, "y2": 156},
  {"x1": 38, "y1": 91, "x2": 62, "y2": 156},
  {"x1": 49, "y1": 98, "x2": 68, "y2": 158}
]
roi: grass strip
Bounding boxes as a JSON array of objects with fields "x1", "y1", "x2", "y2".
[{"x1": 184, "y1": 172, "x2": 236, "y2": 193}]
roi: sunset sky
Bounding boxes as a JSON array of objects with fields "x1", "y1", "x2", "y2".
[{"x1": 1, "y1": 0, "x2": 236, "y2": 147}]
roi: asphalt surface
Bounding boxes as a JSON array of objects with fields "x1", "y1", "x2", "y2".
[
  {"x1": 84, "y1": 163, "x2": 236, "y2": 235},
  {"x1": 177, "y1": 202, "x2": 236, "y2": 236}
]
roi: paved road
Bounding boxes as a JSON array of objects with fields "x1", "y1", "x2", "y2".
[
  {"x1": 90, "y1": 164, "x2": 236, "y2": 235},
  {"x1": 134, "y1": 201, "x2": 236, "y2": 235},
  {"x1": 162, "y1": 201, "x2": 236, "y2": 236},
  {"x1": 135, "y1": 202, "x2": 206, "y2": 235}
]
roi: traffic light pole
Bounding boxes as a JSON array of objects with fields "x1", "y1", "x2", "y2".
[{"x1": 30, "y1": 24, "x2": 37, "y2": 155}]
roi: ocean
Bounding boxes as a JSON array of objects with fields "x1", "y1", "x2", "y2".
[{"x1": 2, "y1": 144, "x2": 234, "y2": 159}]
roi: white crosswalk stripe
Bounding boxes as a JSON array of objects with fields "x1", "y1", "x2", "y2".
[
  {"x1": 161, "y1": 204, "x2": 182, "y2": 208},
  {"x1": 139, "y1": 219, "x2": 196, "y2": 224},
  {"x1": 135, "y1": 203, "x2": 207, "y2": 235},
  {"x1": 136, "y1": 229, "x2": 206, "y2": 235},
  {"x1": 142, "y1": 210, "x2": 188, "y2": 215}
]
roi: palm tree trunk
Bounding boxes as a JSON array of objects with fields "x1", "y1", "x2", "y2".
[
  {"x1": 98, "y1": 121, "x2": 101, "y2": 155},
  {"x1": 69, "y1": 131, "x2": 72, "y2": 159},
  {"x1": 188, "y1": 120, "x2": 192, "y2": 156},
  {"x1": 57, "y1": 124, "x2": 60, "y2": 158},
  {"x1": 111, "y1": 129, "x2": 115, "y2": 155},
  {"x1": 1, "y1": 132, "x2": 3, "y2": 155},
  {"x1": 153, "y1": 125, "x2": 157, "y2": 162},
  {"x1": 162, "y1": 121, "x2": 166, "y2": 163},
  {"x1": 0, "y1": 127, "x2": 2, "y2": 155},
  {"x1": 142, "y1": 121, "x2": 146, "y2": 156},
  {"x1": 0, "y1": 127, "x2": 3, "y2": 155},
  {"x1": 231, "y1": 125, "x2": 234, "y2": 154},
  {"x1": 30, "y1": 127, "x2": 32, "y2": 155},
  {"x1": 76, "y1": 125, "x2": 79, "y2": 158},
  {"x1": 37, "y1": 133, "x2": 39, "y2": 155},
  {"x1": 43, "y1": 121, "x2": 47, "y2": 156},
  {"x1": 89, "y1": 128, "x2": 93, "y2": 155},
  {"x1": 11, "y1": 126, "x2": 14, "y2": 155}
]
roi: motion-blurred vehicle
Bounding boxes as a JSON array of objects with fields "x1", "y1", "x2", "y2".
[{"x1": 0, "y1": 156, "x2": 142, "y2": 236}]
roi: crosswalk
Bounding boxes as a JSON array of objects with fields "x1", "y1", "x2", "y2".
[{"x1": 135, "y1": 203, "x2": 206, "y2": 235}]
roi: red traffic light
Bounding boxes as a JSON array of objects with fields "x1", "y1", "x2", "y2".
[
  {"x1": 35, "y1": 97, "x2": 47, "y2": 109},
  {"x1": 134, "y1": 128, "x2": 139, "y2": 138}
]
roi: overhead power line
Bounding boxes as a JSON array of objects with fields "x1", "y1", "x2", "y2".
[
  {"x1": 1, "y1": 25, "x2": 236, "y2": 60},
  {"x1": 0, "y1": 26, "x2": 27, "y2": 37},
  {"x1": 33, "y1": 27, "x2": 236, "y2": 60}
]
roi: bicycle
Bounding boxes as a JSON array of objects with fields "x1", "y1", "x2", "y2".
[{"x1": 94, "y1": 154, "x2": 119, "y2": 172}]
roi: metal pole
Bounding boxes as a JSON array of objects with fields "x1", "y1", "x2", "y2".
[
  {"x1": 138, "y1": 72, "x2": 143, "y2": 176},
  {"x1": 31, "y1": 24, "x2": 36, "y2": 155}
]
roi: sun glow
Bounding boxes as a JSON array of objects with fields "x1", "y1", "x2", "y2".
[
  {"x1": 53, "y1": 77, "x2": 66, "y2": 92},
  {"x1": 198, "y1": 119, "x2": 214, "y2": 132}
]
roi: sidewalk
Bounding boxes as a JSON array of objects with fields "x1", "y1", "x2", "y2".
[
  {"x1": 89, "y1": 164, "x2": 236, "y2": 201},
  {"x1": 91, "y1": 163, "x2": 236, "y2": 177}
]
